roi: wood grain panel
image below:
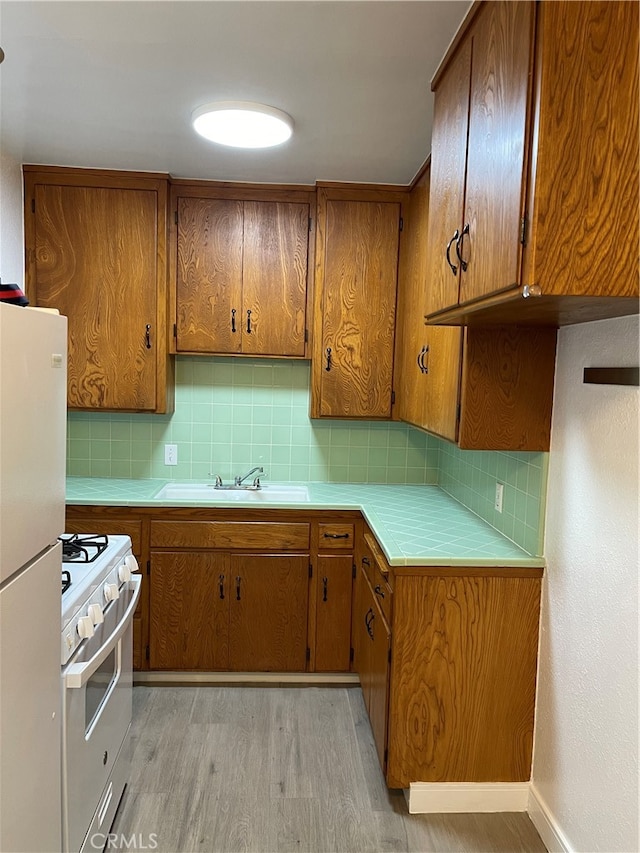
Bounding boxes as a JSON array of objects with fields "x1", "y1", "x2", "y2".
[
  {"x1": 387, "y1": 574, "x2": 541, "y2": 786},
  {"x1": 394, "y1": 166, "x2": 431, "y2": 428},
  {"x1": 425, "y1": 39, "x2": 471, "y2": 314},
  {"x1": 367, "y1": 593, "x2": 391, "y2": 774},
  {"x1": 228, "y1": 554, "x2": 308, "y2": 671},
  {"x1": 150, "y1": 521, "x2": 310, "y2": 550},
  {"x1": 422, "y1": 326, "x2": 463, "y2": 443},
  {"x1": 524, "y1": 0, "x2": 639, "y2": 299},
  {"x1": 34, "y1": 184, "x2": 158, "y2": 410},
  {"x1": 242, "y1": 201, "x2": 309, "y2": 356},
  {"x1": 176, "y1": 197, "x2": 243, "y2": 353},
  {"x1": 458, "y1": 326, "x2": 556, "y2": 451},
  {"x1": 149, "y1": 551, "x2": 229, "y2": 671},
  {"x1": 460, "y1": 0, "x2": 534, "y2": 305},
  {"x1": 314, "y1": 555, "x2": 353, "y2": 672},
  {"x1": 318, "y1": 198, "x2": 400, "y2": 418},
  {"x1": 317, "y1": 523, "x2": 354, "y2": 550}
]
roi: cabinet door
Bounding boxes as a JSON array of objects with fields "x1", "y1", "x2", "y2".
[
  {"x1": 242, "y1": 202, "x2": 309, "y2": 356},
  {"x1": 228, "y1": 554, "x2": 308, "y2": 671},
  {"x1": 315, "y1": 555, "x2": 353, "y2": 672},
  {"x1": 318, "y1": 199, "x2": 400, "y2": 418},
  {"x1": 176, "y1": 197, "x2": 243, "y2": 353},
  {"x1": 149, "y1": 551, "x2": 229, "y2": 670},
  {"x1": 426, "y1": 39, "x2": 471, "y2": 315},
  {"x1": 34, "y1": 184, "x2": 159, "y2": 410},
  {"x1": 366, "y1": 594, "x2": 391, "y2": 773},
  {"x1": 459, "y1": 1, "x2": 534, "y2": 305}
]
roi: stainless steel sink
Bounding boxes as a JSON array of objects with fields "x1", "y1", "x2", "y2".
[{"x1": 154, "y1": 483, "x2": 310, "y2": 502}]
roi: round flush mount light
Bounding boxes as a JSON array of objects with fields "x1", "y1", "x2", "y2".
[{"x1": 191, "y1": 101, "x2": 293, "y2": 149}]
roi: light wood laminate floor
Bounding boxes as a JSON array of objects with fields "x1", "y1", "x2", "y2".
[{"x1": 110, "y1": 686, "x2": 547, "y2": 853}]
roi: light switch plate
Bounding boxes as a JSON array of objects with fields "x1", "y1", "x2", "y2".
[
  {"x1": 164, "y1": 444, "x2": 178, "y2": 466},
  {"x1": 495, "y1": 482, "x2": 504, "y2": 513}
]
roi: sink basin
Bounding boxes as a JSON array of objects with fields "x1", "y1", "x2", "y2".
[{"x1": 154, "y1": 483, "x2": 310, "y2": 502}]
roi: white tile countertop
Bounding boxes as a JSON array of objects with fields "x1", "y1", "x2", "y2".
[{"x1": 66, "y1": 478, "x2": 545, "y2": 568}]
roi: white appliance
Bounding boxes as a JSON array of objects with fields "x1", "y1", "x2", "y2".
[
  {"x1": 60, "y1": 534, "x2": 140, "y2": 853},
  {"x1": 0, "y1": 303, "x2": 67, "y2": 852}
]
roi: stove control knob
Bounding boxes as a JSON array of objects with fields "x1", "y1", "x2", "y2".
[
  {"x1": 77, "y1": 616, "x2": 94, "y2": 640},
  {"x1": 87, "y1": 603, "x2": 104, "y2": 626},
  {"x1": 125, "y1": 554, "x2": 138, "y2": 574},
  {"x1": 103, "y1": 583, "x2": 120, "y2": 603},
  {"x1": 119, "y1": 562, "x2": 132, "y2": 583}
]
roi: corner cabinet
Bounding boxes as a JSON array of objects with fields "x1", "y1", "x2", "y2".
[
  {"x1": 354, "y1": 529, "x2": 543, "y2": 786},
  {"x1": 310, "y1": 185, "x2": 406, "y2": 419},
  {"x1": 394, "y1": 162, "x2": 557, "y2": 450},
  {"x1": 426, "y1": 0, "x2": 639, "y2": 327},
  {"x1": 24, "y1": 167, "x2": 173, "y2": 413},
  {"x1": 170, "y1": 182, "x2": 314, "y2": 358}
]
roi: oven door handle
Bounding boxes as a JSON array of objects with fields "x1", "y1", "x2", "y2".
[{"x1": 64, "y1": 575, "x2": 141, "y2": 689}]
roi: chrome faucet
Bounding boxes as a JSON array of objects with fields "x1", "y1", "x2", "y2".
[{"x1": 234, "y1": 466, "x2": 264, "y2": 487}]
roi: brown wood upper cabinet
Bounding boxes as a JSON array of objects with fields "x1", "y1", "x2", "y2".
[
  {"x1": 426, "y1": 0, "x2": 639, "y2": 327},
  {"x1": 171, "y1": 183, "x2": 314, "y2": 357},
  {"x1": 24, "y1": 166, "x2": 173, "y2": 413},
  {"x1": 311, "y1": 186, "x2": 405, "y2": 419},
  {"x1": 395, "y1": 162, "x2": 557, "y2": 451}
]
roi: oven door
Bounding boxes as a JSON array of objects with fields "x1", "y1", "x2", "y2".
[{"x1": 62, "y1": 575, "x2": 141, "y2": 853}]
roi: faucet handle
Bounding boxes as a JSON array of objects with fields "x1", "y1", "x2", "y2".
[
  {"x1": 253, "y1": 476, "x2": 262, "y2": 489},
  {"x1": 209, "y1": 473, "x2": 223, "y2": 487}
]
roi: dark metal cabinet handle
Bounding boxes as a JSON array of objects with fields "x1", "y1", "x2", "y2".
[
  {"x1": 374, "y1": 584, "x2": 385, "y2": 599},
  {"x1": 231, "y1": 309, "x2": 236, "y2": 333},
  {"x1": 418, "y1": 345, "x2": 429, "y2": 374},
  {"x1": 145, "y1": 324, "x2": 152, "y2": 349},
  {"x1": 235, "y1": 576, "x2": 241, "y2": 601},
  {"x1": 362, "y1": 557, "x2": 370, "y2": 567},
  {"x1": 246, "y1": 310, "x2": 252, "y2": 334},
  {"x1": 322, "y1": 577, "x2": 328, "y2": 602},
  {"x1": 324, "y1": 532, "x2": 349, "y2": 540},
  {"x1": 325, "y1": 347, "x2": 332, "y2": 371},
  {"x1": 445, "y1": 229, "x2": 459, "y2": 276},
  {"x1": 455, "y1": 223, "x2": 469, "y2": 272},
  {"x1": 365, "y1": 607, "x2": 375, "y2": 639},
  {"x1": 219, "y1": 574, "x2": 225, "y2": 600}
]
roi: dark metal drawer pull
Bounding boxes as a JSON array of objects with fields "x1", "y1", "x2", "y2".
[
  {"x1": 455, "y1": 223, "x2": 469, "y2": 272},
  {"x1": 361, "y1": 557, "x2": 370, "y2": 566},
  {"x1": 219, "y1": 574, "x2": 225, "y2": 600},
  {"x1": 231, "y1": 309, "x2": 236, "y2": 333},
  {"x1": 324, "y1": 532, "x2": 349, "y2": 539},
  {"x1": 236, "y1": 576, "x2": 241, "y2": 601},
  {"x1": 322, "y1": 577, "x2": 328, "y2": 602},
  {"x1": 246, "y1": 309, "x2": 252, "y2": 334},
  {"x1": 145, "y1": 324, "x2": 152, "y2": 349},
  {"x1": 325, "y1": 347, "x2": 332, "y2": 371},
  {"x1": 365, "y1": 608, "x2": 374, "y2": 639},
  {"x1": 374, "y1": 584, "x2": 385, "y2": 599}
]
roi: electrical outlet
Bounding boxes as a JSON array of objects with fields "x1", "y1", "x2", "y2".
[
  {"x1": 164, "y1": 444, "x2": 178, "y2": 466},
  {"x1": 495, "y1": 482, "x2": 504, "y2": 513}
]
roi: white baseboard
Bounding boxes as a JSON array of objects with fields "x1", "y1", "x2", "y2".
[
  {"x1": 528, "y1": 785, "x2": 571, "y2": 853},
  {"x1": 405, "y1": 782, "x2": 530, "y2": 814},
  {"x1": 134, "y1": 671, "x2": 360, "y2": 685}
]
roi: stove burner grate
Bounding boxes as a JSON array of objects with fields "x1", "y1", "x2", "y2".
[
  {"x1": 59, "y1": 533, "x2": 109, "y2": 564},
  {"x1": 62, "y1": 569, "x2": 71, "y2": 595}
]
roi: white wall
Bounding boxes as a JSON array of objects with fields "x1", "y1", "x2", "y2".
[
  {"x1": 0, "y1": 148, "x2": 24, "y2": 286},
  {"x1": 532, "y1": 316, "x2": 639, "y2": 853}
]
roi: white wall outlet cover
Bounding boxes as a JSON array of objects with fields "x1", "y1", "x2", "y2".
[
  {"x1": 164, "y1": 444, "x2": 178, "y2": 466},
  {"x1": 495, "y1": 482, "x2": 504, "y2": 513}
]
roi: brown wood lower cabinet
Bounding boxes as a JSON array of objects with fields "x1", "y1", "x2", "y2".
[
  {"x1": 314, "y1": 555, "x2": 353, "y2": 672},
  {"x1": 353, "y1": 530, "x2": 543, "y2": 787},
  {"x1": 150, "y1": 551, "x2": 308, "y2": 672}
]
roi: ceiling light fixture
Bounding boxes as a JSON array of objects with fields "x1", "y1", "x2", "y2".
[{"x1": 191, "y1": 101, "x2": 293, "y2": 149}]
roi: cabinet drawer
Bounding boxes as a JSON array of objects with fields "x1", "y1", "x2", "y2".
[
  {"x1": 318, "y1": 523, "x2": 354, "y2": 550},
  {"x1": 361, "y1": 537, "x2": 392, "y2": 625},
  {"x1": 150, "y1": 521, "x2": 310, "y2": 550},
  {"x1": 64, "y1": 518, "x2": 143, "y2": 557}
]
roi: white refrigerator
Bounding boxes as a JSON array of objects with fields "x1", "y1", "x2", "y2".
[{"x1": 0, "y1": 303, "x2": 67, "y2": 852}]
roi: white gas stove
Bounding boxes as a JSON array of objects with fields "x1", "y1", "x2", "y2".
[
  {"x1": 60, "y1": 534, "x2": 138, "y2": 665},
  {"x1": 59, "y1": 533, "x2": 141, "y2": 852}
]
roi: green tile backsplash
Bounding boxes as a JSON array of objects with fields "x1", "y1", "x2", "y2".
[{"x1": 66, "y1": 356, "x2": 546, "y2": 554}]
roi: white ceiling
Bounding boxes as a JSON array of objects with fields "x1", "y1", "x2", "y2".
[{"x1": 0, "y1": 1, "x2": 470, "y2": 186}]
